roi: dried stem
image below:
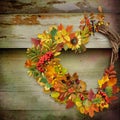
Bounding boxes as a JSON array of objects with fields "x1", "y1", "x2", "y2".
[{"x1": 98, "y1": 25, "x2": 120, "y2": 65}]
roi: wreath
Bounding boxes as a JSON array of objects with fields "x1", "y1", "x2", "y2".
[{"x1": 25, "y1": 9, "x2": 120, "y2": 117}]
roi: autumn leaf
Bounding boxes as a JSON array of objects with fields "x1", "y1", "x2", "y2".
[
  {"x1": 88, "y1": 89, "x2": 95, "y2": 100},
  {"x1": 31, "y1": 38, "x2": 41, "y2": 47},
  {"x1": 55, "y1": 42, "x2": 64, "y2": 52},
  {"x1": 66, "y1": 99, "x2": 75, "y2": 109},
  {"x1": 98, "y1": 75, "x2": 109, "y2": 88},
  {"x1": 58, "y1": 24, "x2": 64, "y2": 30},
  {"x1": 25, "y1": 59, "x2": 35, "y2": 68},
  {"x1": 66, "y1": 25, "x2": 73, "y2": 33},
  {"x1": 101, "y1": 82, "x2": 107, "y2": 89},
  {"x1": 58, "y1": 93, "x2": 65, "y2": 101},
  {"x1": 51, "y1": 92, "x2": 60, "y2": 99},
  {"x1": 107, "y1": 78, "x2": 117, "y2": 86},
  {"x1": 87, "y1": 104, "x2": 99, "y2": 117},
  {"x1": 112, "y1": 86, "x2": 119, "y2": 94},
  {"x1": 69, "y1": 32, "x2": 75, "y2": 39},
  {"x1": 109, "y1": 96, "x2": 118, "y2": 102}
]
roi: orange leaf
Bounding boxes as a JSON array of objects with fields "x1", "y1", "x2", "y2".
[
  {"x1": 69, "y1": 33, "x2": 75, "y2": 39},
  {"x1": 88, "y1": 104, "x2": 99, "y2": 117},
  {"x1": 66, "y1": 25, "x2": 73, "y2": 33},
  {"x1": 107, "y1": 78, "x2": 117, "y2": 86},
  {"x1": 58, "y1": 24, "x2": 64, "y2": 30},
  {"x1": 25, "y1": 60, "x2": 33, "y2": 67}
]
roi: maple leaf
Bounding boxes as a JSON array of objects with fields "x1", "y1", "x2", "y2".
[
  {"x1": 66, "y1": 100, "x2": 75, "y2": 109},
  {"x1": 66, "y1": 25, "x2": 73, "y2": 33},
  {"x1": 58, "y1": 24, "x2": 64, "y2": 30},
  {"x1": 31, "y1": 38, "x2": 41, "y2": 47},
  {"x1": 88, "y1": 89, "x2": 95, "y2": 100}
]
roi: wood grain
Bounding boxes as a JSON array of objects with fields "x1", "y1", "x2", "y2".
[
  {"x1": 0, "y1": 49, "x2": 111, "y2": 92},
  {"x1": 0, "y1": 49, "x2": 120, "y2": 111},
  {"x1": 0, "y1": 14, "x2": 120, "y2": 48},
  {"x1": 0, "y1": 108, "x2": 120, "y2": 120},
  {"x1": 0, "y1": 0, "x2": 120, "y2": 14}
]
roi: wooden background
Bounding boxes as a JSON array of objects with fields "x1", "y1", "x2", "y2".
[{"x1": 0, "y1": 0, "x2": 120, "y2": 120}]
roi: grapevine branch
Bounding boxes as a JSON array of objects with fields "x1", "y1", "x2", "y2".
[{"x1": 98, "y1": 25, "x2": 120, "y2": 65}]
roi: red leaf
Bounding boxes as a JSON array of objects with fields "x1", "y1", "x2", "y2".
[
  {"x1": 31, "y1": 38, "x2": 41, "y2": 47},
  {"x1": 58, "y1": 93, "x2": 65, "y2": 101},
  {"x1": 109, "y1": 96, "x2": 118, "y2": 103},
  {"x1": 112, "y1": 86, "x2": 119, "y2": 94},
  {"x1": 66, "y1": 100, "x2": 75, "y2": 109},
  {"x1": 88, "y1": 89, "x2": 95, "y2": 100},
  {"x1": 101, "y1": 82, "x2": 107, "y2": 89}
]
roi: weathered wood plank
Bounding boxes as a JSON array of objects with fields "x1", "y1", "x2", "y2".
[
  {"x1": 0, "y1": 110, "x2": 79, "y2": 120},
  {"x1": 0, "y1": 109, "x2": 120, "y2": 120},
  {"x1": 0, "y1": 14, "x2": 120, "y2": 48},
  {"x1": 0, "y1": 49, "x2": 115, "y2": 92},
  {"x1": 0, "y1": 0, "x2": 120, "y2": 14}
]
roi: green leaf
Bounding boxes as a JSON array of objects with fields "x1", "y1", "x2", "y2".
[
  {"x1": 63, "y1": 44, "x2": 68, "y2": 51},
  {"x1": 51, "y1": 92, "x2": 60, "y2": 98},
  {"x1": 105, "y1": 86, "x2": 113, "y2": 97},
  {"x1": 83, "y1": 100, "x2": 91, "y2": 107},
  {"x1": 50, "y1": 28, "x2": 57, "y2": 38},
  {"x1": 41, "y1": 77, "x2": 47, "y2": 84},
  {"x1": 92, "y1": 98, "x2": 101, "y2": 104},
  {"x1": 45, "y1": 83, "x2": 51, "y2": 89}
]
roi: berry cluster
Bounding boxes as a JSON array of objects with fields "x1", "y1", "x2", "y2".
[{"x1": 36, "y1": 51, "x2": 53, "y2": 72}]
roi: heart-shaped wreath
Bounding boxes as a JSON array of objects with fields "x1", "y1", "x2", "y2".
[{"x1": 25, "y1": 10, "x2": 120, "y2": 117}]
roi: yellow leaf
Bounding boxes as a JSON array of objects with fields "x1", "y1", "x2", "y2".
[
  {"x1": 51, "y1": 92, "x2": 60, "y2": 99},
  {"x1": 98, "y1": 75, "x2": 109, "y2": 88},
  {"x1": 79, "y1": 106, "x2": 85, "y2": 114},
  {"x1": 54, "y1": 52, "x2": 61, "y2": 56},
  {"x1": 76, "y1": 101, "x2": 82, "y2": 107}
]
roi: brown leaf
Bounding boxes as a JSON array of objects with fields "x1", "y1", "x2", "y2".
[{"x1": 55, "y1": 43, "x2": 64, "y2": 52}]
